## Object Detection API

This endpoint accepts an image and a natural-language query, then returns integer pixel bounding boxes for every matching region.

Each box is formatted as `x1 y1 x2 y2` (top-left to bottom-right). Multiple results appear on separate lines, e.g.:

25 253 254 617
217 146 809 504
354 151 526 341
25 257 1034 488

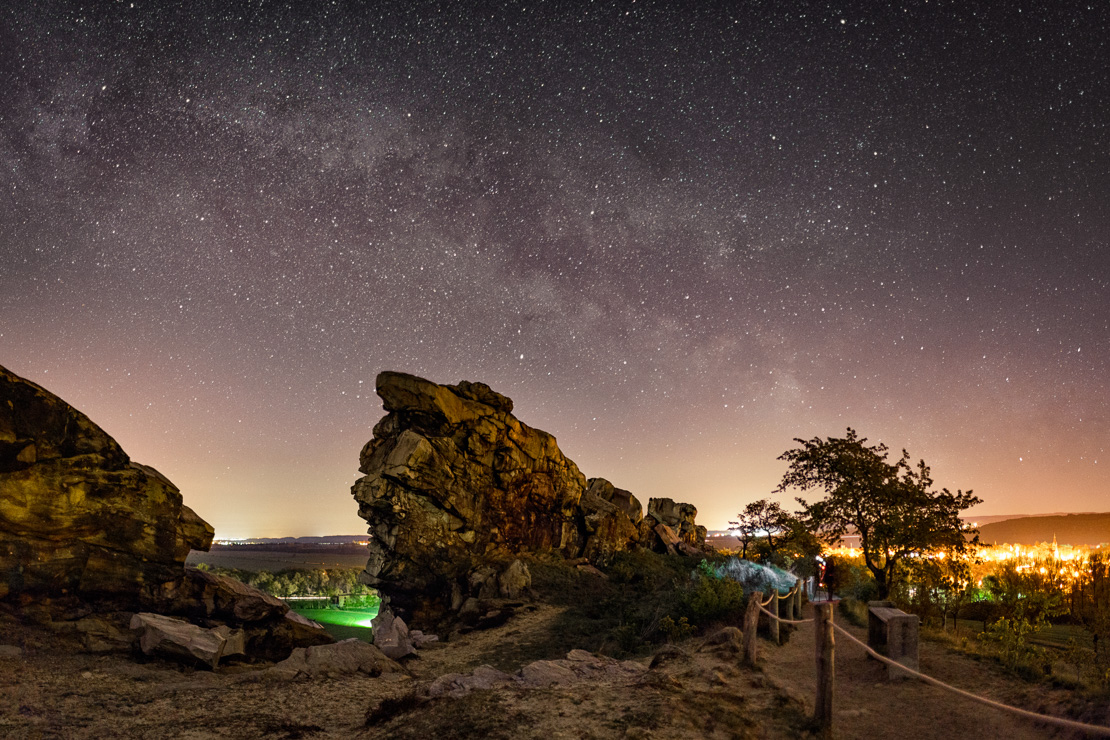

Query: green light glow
291 607 379 629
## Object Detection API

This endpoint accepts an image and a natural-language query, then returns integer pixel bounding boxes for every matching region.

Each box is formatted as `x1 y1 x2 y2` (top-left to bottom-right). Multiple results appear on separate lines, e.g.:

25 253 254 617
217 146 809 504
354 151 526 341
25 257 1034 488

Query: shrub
659 616 695 642
979 616 1048 677
680 573 746 626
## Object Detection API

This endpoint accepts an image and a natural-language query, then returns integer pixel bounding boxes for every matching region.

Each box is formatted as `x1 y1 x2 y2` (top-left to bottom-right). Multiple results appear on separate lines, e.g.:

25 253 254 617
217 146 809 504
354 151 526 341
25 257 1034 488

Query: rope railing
761 583 800 607
758 603 814 625
824 617 1110 736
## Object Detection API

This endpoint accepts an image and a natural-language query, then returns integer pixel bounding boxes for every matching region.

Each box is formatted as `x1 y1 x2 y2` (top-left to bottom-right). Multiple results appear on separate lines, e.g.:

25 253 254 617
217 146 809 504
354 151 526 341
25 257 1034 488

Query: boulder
0 364 213 602
73 614 138 653
586 478 643 525
498 559 531 599
578 490 640 563
130 612 243 669
270 638 404 679
351 373 587 614
647 498 705 547
654 523 681 556
427 664 515 698
518 659 578 687
151 569 287 623
147 568 334 661
371 606 416 660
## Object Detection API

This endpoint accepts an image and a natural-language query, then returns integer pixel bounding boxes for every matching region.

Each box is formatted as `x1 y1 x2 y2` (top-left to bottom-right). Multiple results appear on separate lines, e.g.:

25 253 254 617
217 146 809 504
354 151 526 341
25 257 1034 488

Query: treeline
195 564 375 600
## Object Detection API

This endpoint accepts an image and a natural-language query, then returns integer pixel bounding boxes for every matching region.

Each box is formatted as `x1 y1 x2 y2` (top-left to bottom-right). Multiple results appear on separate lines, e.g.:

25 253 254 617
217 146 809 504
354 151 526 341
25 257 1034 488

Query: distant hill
976 513 1110 547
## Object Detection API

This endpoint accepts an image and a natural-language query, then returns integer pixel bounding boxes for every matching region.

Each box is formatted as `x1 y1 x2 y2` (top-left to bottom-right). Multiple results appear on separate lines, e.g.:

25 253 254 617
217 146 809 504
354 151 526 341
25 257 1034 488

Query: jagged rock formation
0 364 333 662
0 364 214 602
351 371 706 620
644 497 707 549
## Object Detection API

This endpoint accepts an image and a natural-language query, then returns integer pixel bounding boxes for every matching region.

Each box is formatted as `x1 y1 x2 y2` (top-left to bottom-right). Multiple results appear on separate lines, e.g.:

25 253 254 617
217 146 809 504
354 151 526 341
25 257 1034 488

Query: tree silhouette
777 428 980 599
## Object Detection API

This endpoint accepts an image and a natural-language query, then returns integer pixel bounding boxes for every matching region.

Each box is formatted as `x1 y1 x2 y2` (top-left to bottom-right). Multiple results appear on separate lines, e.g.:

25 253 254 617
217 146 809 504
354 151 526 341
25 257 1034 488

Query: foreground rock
0 364 214 602
150 569 335 661
131 612 246 669
370 607 417 660
269 638 404 679
352 371 707 623
0 364 332 663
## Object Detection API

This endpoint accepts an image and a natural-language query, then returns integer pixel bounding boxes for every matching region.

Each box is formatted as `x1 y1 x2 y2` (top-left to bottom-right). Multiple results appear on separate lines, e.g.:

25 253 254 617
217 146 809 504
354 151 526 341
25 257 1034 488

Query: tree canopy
729 499 792 560
776 428 981 598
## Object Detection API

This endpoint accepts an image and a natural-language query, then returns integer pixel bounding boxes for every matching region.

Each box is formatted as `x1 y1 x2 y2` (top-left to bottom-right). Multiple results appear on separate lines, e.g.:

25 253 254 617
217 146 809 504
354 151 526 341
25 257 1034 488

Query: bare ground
2 602 1108 739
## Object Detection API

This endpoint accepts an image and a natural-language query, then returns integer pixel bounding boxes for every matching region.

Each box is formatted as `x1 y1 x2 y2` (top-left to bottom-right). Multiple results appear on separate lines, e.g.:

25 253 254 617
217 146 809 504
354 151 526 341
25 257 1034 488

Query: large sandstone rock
352 372 595 614
0 364 214 601
351 372 705 622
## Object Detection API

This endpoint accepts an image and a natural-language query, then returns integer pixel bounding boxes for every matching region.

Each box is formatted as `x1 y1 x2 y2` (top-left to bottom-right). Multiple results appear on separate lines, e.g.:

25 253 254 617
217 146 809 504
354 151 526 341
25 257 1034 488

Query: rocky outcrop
0 364 214 602
644 497 707 548
351 371 705 621
0 365 332 664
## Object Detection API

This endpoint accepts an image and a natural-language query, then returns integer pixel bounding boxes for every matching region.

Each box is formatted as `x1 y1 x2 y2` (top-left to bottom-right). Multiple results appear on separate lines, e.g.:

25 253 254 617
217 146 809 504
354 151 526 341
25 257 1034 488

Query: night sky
2 1 1107 538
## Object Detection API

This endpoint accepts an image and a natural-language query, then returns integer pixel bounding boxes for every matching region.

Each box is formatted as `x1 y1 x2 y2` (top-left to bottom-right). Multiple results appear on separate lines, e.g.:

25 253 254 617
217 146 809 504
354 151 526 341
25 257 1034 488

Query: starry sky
2 1 1108 539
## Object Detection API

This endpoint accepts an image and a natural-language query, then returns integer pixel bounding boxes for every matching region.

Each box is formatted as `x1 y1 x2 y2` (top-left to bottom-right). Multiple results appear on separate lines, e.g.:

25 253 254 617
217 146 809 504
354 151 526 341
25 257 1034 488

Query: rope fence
739 578 1110 734
758 603 813 625
830 622 1110 737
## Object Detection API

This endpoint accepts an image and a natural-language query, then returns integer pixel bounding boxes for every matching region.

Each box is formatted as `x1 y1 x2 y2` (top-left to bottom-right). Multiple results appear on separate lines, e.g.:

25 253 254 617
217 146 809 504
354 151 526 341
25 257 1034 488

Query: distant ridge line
975 512 1110 547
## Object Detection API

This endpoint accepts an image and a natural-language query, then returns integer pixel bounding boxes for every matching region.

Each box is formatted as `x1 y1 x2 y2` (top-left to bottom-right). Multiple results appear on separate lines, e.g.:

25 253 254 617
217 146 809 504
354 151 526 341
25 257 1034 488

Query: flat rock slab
269 638 405 679
130 612 243 669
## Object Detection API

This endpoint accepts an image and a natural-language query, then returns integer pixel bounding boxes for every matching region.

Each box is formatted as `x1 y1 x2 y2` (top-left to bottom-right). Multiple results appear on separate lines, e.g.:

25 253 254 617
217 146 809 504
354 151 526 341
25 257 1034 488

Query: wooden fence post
794 578 803 618
743 591 761 665
814 601 835 735
769 590 780 644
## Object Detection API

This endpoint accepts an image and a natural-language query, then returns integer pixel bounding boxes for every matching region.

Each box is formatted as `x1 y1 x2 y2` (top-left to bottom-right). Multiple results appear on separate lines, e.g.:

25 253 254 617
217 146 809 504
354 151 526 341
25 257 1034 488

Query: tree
776 428 981 599
901 547 977 632
730 499 791 559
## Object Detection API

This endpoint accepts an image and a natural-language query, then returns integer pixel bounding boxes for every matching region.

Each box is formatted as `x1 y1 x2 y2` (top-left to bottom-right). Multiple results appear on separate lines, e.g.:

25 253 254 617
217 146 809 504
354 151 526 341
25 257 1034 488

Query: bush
980 616 1048 678
680 573 746 626
659 616 695 642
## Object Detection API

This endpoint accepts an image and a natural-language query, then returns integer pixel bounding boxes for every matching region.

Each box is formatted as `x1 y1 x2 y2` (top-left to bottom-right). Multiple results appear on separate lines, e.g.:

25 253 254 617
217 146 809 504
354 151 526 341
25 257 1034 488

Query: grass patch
288 605 378 641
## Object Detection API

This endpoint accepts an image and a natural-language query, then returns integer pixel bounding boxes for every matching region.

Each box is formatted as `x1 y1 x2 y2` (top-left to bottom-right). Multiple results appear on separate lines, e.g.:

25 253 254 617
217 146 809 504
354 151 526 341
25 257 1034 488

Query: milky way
2 1 1107 537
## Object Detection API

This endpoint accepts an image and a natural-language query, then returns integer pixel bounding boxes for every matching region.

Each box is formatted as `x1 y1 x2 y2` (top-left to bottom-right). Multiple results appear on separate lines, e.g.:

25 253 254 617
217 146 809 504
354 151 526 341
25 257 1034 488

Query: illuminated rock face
352 371 654 616
0 364 214 602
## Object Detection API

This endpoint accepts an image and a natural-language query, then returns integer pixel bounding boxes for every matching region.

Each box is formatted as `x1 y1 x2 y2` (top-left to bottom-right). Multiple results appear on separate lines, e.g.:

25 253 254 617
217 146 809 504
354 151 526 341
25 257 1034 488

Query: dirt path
759 602 1098 740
